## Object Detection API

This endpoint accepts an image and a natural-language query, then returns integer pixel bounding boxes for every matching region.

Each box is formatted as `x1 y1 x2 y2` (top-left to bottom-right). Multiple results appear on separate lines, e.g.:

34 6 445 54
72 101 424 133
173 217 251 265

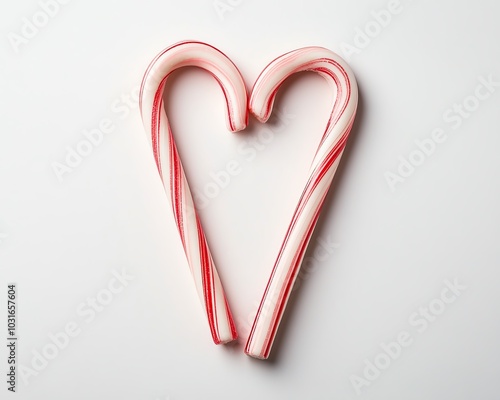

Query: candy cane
140 41 248 344
245 47 358 359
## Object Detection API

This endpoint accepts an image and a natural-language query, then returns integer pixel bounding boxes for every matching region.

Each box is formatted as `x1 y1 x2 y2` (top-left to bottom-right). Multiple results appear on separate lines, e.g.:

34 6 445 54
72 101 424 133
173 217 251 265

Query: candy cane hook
140 41 248 344
245 47 358 359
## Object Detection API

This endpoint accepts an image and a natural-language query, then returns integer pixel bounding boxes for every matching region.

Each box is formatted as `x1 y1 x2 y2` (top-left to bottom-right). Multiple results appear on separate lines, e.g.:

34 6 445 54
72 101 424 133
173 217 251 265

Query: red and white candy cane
140 41 248 344
245 47 358 359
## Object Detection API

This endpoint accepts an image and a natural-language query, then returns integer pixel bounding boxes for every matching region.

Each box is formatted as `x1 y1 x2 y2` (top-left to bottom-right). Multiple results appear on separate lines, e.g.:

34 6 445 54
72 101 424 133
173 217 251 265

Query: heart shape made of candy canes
139 41 358 359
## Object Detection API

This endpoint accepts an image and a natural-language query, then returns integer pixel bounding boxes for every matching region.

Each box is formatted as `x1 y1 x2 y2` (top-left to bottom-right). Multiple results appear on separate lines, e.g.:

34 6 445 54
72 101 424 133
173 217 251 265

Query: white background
1 0 500 399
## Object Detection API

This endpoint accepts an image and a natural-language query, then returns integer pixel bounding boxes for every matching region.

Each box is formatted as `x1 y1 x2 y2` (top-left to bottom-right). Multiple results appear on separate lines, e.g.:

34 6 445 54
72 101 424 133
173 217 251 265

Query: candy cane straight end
245 47 358 359
244 347 268 360
140 41 247 346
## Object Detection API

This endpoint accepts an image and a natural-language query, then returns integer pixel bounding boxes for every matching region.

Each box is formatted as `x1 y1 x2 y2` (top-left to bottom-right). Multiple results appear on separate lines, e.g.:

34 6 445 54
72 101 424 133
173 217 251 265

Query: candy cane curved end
140 40 248 133
250 47 358 124
140 41 248 345
245 47 358 359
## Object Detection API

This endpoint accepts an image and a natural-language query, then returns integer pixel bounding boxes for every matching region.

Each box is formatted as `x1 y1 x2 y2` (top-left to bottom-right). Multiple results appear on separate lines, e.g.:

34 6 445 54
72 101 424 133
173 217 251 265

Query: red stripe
196 217 219 343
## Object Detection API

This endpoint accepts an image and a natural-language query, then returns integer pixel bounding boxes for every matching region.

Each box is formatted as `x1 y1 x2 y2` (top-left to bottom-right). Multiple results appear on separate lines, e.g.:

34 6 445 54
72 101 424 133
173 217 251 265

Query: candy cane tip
217 336 238 345
212 330 237 345
229 118 247 133
227 94 249 132
251 112 269 124
247 102 270 123
244 350 267 360
249 88 274 124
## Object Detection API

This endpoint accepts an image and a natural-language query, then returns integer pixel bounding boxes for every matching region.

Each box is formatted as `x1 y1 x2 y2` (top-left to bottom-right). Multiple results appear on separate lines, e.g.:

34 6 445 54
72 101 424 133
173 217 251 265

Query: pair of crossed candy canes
140 41 358 359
